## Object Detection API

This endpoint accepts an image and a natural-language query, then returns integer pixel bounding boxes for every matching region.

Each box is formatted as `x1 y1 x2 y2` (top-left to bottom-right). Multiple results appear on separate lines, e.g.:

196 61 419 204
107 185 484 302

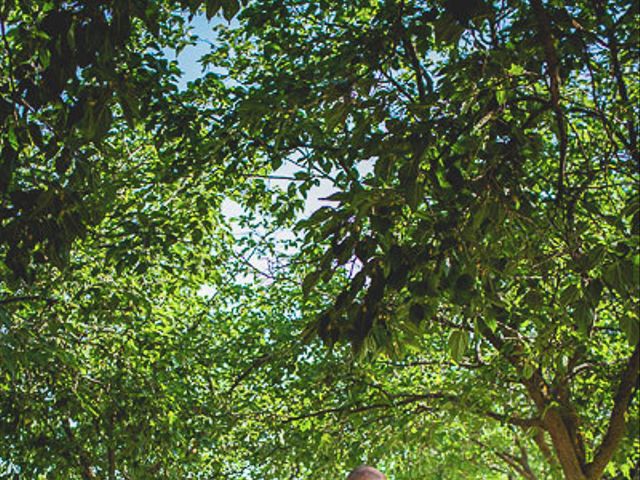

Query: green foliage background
0 0 638 479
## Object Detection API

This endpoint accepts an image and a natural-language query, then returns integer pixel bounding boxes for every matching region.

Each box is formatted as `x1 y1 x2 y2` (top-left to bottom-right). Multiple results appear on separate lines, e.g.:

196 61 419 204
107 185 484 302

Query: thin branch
472 438 537 480
226 352 273 395
0 295 55 306
281 393 453 423
401 30 426 102
533 428 555 466
530 0 568 203
592 0 638 165
63 419 96 480
379 359 485 369
484 410 544 429
476 318 588 480
379 68 415 103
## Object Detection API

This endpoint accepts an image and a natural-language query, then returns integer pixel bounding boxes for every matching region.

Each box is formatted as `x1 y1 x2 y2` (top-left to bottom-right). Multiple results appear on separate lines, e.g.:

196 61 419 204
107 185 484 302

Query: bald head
347 465 386 480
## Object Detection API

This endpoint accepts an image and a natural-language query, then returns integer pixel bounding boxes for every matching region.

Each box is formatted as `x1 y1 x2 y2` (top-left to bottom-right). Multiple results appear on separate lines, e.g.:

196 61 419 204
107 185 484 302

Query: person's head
347 465 386 480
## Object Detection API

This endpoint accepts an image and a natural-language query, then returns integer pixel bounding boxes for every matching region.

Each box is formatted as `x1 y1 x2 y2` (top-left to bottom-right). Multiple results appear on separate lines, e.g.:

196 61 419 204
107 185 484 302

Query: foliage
196 0 639 478
0 0 638 479
0 0 241 280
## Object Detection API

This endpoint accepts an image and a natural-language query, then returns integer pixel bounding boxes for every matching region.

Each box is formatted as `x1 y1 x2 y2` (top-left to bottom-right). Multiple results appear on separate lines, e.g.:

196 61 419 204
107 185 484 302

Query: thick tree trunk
479 320 639 480
543 343 639 480
542 409 587 480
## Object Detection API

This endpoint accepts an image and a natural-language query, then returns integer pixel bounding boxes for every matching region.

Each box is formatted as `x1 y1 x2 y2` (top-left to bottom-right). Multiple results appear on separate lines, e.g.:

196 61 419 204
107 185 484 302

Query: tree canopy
0 0 638 479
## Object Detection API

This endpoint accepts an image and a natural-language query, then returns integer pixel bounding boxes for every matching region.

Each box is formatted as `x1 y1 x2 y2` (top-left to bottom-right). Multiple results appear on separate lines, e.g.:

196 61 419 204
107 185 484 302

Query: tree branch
586 343 640 480
0 295 55 306
63 419 95 480
281 393 453 423
530 0 568 203
592 0 638 165
473 438 538 480
533 427 555 466
477 318 588 479
227 352 273 395
0 12 19 122
484 410 543 429
401 30 426 103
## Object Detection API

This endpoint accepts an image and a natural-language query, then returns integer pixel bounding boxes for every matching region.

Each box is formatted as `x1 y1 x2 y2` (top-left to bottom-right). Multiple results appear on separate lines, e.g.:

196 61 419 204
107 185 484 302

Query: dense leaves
0 0 638 479
197 0 639 478
0 0 241 280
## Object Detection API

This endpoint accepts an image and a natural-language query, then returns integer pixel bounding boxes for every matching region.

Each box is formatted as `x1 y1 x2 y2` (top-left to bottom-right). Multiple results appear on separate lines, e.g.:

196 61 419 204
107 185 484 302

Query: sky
164 14 341 292
164 14 340 218
164 14 227 88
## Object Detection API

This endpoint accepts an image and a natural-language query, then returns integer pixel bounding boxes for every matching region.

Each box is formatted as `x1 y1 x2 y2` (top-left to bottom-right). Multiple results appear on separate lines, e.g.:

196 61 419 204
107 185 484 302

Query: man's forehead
347 465 387 480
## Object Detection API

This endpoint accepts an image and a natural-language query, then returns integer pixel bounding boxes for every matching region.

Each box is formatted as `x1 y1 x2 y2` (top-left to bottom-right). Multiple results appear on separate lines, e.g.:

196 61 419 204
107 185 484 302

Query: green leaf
603 262 631 298
7 125 19 150
507 64 525 75
192 228 203 243
374 156 392 182
387 262 410 290
620 316 639 347
559 284 580 306
455 274 474 292
325 103 348 131
405 178 423 211
523 289 544 309
448 329 468 362
619 258 639 295
221 0 240 21
205 0 221 19
574 301 595 336
585 279 603 307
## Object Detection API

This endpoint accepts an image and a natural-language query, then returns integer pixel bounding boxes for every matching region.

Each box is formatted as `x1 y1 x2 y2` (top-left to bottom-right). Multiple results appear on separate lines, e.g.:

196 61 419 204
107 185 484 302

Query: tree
196 0 639 478
0 0 638 479
0 0 240 280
